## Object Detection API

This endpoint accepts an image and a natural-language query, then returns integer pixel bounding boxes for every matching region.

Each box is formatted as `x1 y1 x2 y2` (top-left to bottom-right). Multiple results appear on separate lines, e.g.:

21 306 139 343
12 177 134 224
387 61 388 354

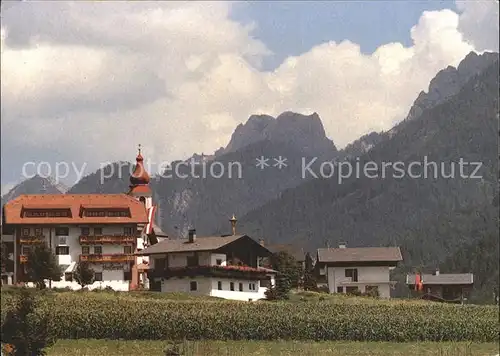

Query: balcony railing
149 265 272 280
20 255 28 264
79 235 136 244
79 254 135 263
19 237 46 244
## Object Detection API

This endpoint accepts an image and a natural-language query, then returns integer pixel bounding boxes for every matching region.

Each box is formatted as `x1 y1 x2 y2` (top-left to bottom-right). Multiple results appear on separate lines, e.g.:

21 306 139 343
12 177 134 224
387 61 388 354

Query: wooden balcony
20 255 28 264
149 265 271 281
79 254 135 263
19 236 46 244
79 235 136 245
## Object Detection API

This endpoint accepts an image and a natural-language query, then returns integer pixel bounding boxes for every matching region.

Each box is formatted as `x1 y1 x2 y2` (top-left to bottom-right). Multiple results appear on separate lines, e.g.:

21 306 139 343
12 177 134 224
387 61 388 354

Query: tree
1 288 57 355
302 252 317 291
73 261 95 289
270 251 301 289
25 245 62 289
265 272 291 301
1 242 8 273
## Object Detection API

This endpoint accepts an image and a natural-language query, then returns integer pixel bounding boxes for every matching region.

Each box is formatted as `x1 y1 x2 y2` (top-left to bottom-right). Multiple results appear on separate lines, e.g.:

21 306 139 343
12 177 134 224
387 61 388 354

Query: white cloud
0 1 498 186
456 0 499 52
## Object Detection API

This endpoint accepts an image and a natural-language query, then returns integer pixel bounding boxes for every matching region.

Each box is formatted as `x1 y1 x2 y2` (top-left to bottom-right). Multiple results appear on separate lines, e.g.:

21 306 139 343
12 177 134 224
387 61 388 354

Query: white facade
16 224 138 291
159 277 271 301
322 265 394 299
150 251 275 301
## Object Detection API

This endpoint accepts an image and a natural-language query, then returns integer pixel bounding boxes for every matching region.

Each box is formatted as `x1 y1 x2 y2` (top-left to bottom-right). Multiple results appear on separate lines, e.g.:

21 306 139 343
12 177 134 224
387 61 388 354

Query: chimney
188 229 196 243
339 241 346 249
229 214 237 236
434 269 440 276
259 239 265 246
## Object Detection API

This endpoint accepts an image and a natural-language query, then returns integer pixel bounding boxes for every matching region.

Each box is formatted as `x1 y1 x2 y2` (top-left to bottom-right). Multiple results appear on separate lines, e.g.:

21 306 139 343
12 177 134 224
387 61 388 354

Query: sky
1 0 499 193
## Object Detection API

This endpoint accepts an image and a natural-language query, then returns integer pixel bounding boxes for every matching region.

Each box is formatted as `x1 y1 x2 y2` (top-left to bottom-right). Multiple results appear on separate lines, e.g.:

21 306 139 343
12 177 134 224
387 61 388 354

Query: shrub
1 288 57 355
317 285 330 294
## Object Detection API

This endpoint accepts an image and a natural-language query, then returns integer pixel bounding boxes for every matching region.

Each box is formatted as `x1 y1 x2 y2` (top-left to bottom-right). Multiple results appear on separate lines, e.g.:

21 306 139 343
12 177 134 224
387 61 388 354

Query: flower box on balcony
19 237 45 244
79 254 135 263
79 235 135 244
20 255 28 264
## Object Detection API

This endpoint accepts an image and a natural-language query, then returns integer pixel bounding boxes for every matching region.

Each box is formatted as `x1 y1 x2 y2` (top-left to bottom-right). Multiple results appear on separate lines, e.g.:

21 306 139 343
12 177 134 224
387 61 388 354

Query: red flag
414 273 420 291
145 206 156 235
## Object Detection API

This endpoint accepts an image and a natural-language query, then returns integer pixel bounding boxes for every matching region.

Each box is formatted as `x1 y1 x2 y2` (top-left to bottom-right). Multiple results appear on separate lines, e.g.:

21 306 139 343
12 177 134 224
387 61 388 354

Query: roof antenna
41 179 47 193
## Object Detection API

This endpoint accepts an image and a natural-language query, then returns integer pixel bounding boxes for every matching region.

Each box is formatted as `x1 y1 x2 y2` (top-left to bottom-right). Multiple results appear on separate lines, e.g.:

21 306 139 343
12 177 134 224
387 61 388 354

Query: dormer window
139 197 146 205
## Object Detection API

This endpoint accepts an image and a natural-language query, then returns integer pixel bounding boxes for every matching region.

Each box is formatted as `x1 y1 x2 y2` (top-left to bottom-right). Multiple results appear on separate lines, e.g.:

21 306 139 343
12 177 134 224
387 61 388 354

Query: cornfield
1 291 498 342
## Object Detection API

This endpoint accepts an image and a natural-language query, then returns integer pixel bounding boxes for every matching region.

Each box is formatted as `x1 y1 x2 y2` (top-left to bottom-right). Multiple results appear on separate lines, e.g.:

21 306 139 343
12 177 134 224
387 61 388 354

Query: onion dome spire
130 144 150 186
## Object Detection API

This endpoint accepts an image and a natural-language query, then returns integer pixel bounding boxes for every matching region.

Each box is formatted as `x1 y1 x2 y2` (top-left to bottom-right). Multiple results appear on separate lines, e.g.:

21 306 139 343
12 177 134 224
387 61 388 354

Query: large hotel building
1 148 166 290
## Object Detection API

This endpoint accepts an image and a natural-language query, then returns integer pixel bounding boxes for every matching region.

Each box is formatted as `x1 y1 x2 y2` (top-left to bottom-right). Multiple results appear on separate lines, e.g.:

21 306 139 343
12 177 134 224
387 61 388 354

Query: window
217 281 222 290
34 227 42 236
337 286 344 293
190 281 197 291
93 227 103 236
94 246 103 254
56 246 69 255
64 273 73 282
216 259 222 266
94 272 103 282
123 246 132 254
81 227 90 236
345 268 358 282
22 228 30 237
55 227 69 236
81 246 90 255
124 271 132 281
124 227 134 236
187 254 199 267
249 283 256 291
239 283 243 291
230 282 234 291
139 197 146 205
155 258 166 270
21 246 30 255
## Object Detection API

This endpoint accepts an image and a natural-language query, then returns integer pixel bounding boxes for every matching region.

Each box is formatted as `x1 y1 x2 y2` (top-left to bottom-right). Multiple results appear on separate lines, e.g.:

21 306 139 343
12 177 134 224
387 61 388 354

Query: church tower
128 144 152 210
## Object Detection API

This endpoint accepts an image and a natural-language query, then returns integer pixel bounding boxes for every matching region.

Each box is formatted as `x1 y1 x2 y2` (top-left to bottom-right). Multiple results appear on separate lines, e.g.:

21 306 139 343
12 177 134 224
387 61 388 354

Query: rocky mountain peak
1 175 66 207
218 111 336 157
406 51 499 121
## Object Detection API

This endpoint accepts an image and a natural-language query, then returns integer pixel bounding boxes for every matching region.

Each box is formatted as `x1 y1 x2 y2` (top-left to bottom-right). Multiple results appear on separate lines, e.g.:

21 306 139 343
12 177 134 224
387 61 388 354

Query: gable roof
137 234 271 255
406 273 474 285
317 247 402 263
3 194 149 225
266 244 306 262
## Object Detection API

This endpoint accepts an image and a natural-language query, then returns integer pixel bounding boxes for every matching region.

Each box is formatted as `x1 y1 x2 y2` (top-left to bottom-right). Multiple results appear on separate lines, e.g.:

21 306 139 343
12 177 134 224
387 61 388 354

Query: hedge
1 291 498 342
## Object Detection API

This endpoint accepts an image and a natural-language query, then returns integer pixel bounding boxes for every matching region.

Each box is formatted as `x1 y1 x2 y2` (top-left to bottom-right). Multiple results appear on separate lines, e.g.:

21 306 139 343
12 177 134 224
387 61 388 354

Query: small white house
316 243 402 299
137 230 277 301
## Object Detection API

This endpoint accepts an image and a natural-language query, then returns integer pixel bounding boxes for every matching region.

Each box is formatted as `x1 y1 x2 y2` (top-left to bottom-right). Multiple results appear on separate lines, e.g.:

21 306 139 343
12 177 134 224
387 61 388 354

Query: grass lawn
46 340 500 356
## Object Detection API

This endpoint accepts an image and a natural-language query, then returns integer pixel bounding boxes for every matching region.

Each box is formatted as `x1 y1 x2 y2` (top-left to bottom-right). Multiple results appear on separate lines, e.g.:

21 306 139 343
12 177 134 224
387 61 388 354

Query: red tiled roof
3 194 149 225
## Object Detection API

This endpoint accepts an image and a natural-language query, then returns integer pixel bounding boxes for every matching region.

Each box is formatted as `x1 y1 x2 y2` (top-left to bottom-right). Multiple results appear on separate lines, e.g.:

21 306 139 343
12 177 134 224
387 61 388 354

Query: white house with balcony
136 229 277 301
315 243 403 299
